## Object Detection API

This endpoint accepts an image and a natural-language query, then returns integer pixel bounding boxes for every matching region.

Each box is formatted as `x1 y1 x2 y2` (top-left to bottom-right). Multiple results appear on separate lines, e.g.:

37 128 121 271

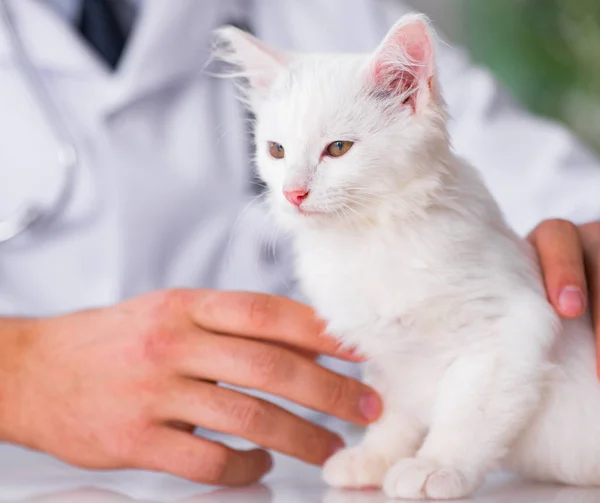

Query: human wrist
0 317 42 444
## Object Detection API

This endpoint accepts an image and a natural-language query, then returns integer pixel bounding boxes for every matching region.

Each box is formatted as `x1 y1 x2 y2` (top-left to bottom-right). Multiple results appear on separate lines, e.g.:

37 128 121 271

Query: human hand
528 219 600 370
0 290 381 486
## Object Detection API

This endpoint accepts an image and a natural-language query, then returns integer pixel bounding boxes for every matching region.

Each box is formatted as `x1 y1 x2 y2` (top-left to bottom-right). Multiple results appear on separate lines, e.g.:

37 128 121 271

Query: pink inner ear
396 23 432 74
371 21 433 98
372 64 418 98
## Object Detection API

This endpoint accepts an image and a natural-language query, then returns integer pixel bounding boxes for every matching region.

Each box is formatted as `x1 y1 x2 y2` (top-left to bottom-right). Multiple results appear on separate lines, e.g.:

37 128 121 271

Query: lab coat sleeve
377 0 600 236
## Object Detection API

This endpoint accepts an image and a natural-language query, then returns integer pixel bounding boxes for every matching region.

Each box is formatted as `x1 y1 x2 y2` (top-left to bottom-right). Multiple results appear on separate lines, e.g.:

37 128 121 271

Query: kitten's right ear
367 13 436 111
212 26 288 103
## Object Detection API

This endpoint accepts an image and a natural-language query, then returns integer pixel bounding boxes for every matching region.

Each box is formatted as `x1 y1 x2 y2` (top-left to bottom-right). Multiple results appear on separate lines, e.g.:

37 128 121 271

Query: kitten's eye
326 141 354 158
268 142 285 159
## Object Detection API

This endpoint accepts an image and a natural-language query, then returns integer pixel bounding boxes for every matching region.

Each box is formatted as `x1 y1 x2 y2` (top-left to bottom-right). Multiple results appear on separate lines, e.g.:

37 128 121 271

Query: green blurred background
408 0 600 154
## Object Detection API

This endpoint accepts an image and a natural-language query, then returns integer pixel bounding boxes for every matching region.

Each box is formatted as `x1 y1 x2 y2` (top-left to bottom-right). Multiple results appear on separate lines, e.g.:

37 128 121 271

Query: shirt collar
0 0 235 113
40 0 81 25
41 0 143 26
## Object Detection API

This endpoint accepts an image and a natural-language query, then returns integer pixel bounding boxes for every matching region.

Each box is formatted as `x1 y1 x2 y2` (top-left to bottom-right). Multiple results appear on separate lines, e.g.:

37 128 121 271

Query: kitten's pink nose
284 189 310 207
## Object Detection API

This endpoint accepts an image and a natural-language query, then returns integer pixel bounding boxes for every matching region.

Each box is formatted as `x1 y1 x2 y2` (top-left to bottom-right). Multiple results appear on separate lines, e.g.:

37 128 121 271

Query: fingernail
341 347 366 361
328 438 345 458
558 286 584 315
359 392 382 422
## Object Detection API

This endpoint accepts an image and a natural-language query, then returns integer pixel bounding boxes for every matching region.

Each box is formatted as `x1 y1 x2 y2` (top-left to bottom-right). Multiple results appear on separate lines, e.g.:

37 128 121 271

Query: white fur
213 13 600 500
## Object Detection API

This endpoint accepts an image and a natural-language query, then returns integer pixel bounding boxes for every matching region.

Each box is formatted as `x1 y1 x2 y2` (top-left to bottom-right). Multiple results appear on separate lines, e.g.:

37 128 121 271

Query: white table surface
1 428 600 503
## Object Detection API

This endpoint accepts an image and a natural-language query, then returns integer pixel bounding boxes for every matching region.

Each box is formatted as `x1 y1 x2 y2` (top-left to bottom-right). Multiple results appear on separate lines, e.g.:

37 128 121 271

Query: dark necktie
77 0 129 70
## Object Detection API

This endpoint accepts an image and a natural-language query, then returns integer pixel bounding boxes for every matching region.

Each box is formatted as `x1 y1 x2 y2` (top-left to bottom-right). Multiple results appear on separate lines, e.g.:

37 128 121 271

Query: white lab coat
0 0 599 320
0 1 599 495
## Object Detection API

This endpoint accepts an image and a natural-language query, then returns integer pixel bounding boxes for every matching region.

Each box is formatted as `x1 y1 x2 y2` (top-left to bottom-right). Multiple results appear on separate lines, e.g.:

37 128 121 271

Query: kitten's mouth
298 207 328 217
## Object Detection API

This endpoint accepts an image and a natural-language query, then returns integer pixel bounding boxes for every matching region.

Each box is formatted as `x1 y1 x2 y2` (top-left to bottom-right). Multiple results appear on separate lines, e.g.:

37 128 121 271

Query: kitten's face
254 56 426 229
215 14 444 229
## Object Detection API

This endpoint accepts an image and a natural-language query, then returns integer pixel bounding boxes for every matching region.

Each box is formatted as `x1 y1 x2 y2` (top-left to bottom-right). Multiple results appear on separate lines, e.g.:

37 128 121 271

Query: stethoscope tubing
0 2 261 244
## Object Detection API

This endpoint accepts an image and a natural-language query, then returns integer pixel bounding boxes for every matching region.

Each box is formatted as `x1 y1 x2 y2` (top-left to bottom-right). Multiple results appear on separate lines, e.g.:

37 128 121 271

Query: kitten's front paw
383 458 480 500
323 446 391 489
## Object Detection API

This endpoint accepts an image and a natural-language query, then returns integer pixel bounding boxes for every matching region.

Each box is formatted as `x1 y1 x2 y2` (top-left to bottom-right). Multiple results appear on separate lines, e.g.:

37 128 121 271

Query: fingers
186 290 362 361
136 427 272 486
579 223 600 378
177 332 381 425
162 379 344 465
529 219 587 318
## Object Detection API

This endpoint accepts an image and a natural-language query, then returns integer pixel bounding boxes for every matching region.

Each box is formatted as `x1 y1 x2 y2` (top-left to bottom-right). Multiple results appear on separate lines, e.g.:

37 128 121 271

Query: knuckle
299 426 329 462
141 325 180 364
195 448 230 483
246 294 275 331
156 288 191 315
139 293 193 365
230 400 269 433
326 376 352 410
194 290 224 322
109 420 150 464
249 347 291 385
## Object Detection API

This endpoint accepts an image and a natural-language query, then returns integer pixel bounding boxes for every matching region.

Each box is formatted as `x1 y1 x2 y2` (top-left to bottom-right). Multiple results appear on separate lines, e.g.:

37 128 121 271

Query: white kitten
214 14 600 500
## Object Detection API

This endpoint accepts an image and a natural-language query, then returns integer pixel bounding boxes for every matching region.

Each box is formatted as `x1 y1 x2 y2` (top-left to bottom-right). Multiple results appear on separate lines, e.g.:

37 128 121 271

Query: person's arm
0 290 381 485
0 318 40 443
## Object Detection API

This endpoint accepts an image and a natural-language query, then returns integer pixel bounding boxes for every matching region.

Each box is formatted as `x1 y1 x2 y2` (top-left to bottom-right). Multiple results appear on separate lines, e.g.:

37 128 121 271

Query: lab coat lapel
103 0 225 113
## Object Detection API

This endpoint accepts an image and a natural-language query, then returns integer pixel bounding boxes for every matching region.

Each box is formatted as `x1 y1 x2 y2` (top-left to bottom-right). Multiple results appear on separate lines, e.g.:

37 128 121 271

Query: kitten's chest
295 231 435 346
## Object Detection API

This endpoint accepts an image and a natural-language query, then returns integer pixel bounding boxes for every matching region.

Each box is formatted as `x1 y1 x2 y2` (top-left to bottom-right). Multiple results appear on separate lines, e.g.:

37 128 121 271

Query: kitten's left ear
212 26 288 104
367 13 436 111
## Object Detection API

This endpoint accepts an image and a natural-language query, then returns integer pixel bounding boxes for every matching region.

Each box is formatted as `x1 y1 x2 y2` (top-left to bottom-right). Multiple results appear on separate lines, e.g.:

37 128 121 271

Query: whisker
223 192 269 265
